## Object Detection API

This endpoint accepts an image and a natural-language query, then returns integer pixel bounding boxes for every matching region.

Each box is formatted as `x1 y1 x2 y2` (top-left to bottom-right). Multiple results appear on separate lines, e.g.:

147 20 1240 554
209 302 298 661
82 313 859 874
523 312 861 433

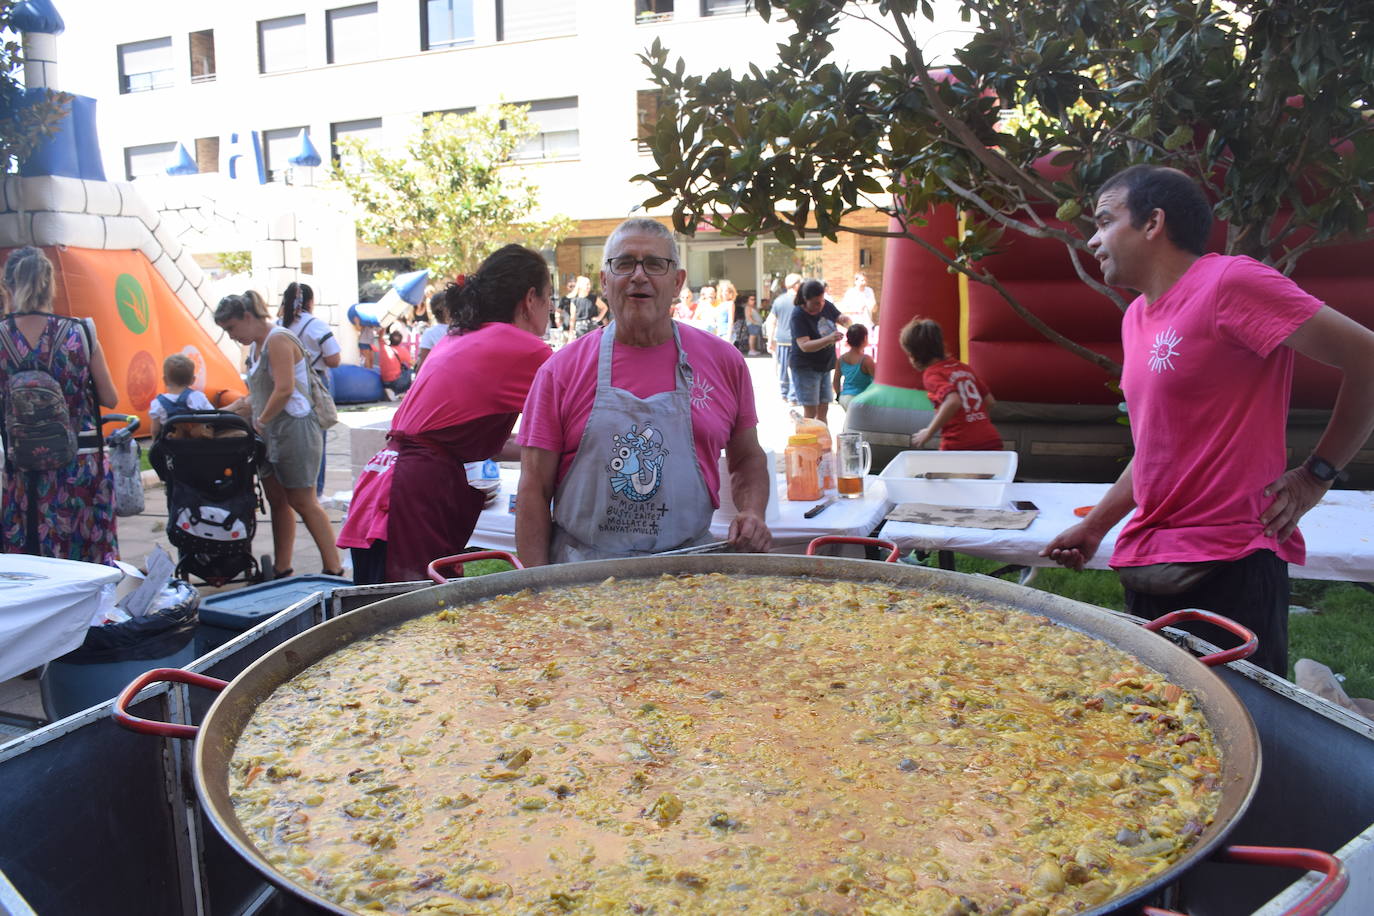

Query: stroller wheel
259 554 274 582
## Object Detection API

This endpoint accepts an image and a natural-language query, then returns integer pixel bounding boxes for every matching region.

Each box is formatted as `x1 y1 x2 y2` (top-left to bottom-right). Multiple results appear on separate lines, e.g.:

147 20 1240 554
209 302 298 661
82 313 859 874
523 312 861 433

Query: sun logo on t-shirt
690 379 715 409
1149 326 1183 373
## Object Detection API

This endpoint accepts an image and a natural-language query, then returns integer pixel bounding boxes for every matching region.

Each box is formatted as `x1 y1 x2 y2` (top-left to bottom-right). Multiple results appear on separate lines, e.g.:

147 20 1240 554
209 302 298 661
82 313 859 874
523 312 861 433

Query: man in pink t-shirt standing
1043 165 1374 674
516 218 773 565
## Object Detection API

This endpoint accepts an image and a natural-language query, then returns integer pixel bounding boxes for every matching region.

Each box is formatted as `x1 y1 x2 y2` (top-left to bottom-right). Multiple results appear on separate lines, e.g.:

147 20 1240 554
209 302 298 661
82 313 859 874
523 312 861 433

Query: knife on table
804 498 837 519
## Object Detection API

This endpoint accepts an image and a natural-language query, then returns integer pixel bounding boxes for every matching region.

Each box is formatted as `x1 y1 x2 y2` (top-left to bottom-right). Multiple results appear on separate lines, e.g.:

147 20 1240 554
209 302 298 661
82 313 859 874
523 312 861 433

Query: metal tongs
651 539 733 557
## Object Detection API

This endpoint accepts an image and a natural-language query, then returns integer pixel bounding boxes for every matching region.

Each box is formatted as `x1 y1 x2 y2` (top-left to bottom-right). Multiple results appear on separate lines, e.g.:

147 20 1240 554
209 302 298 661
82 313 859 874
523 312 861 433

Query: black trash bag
58 580 200 665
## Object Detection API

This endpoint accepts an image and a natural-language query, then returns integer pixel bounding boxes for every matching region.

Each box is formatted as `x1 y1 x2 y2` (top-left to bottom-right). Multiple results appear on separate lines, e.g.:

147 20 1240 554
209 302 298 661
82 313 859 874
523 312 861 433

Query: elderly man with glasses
516 218 773 565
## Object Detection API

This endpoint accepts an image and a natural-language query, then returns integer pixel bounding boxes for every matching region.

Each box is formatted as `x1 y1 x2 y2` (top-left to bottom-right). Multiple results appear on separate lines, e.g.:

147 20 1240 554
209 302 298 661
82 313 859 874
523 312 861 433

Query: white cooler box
878 450 1018 506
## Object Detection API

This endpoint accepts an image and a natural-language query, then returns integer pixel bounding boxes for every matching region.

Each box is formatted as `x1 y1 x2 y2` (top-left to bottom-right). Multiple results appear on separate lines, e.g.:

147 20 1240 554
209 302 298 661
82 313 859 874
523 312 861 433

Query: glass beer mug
835 432 872 498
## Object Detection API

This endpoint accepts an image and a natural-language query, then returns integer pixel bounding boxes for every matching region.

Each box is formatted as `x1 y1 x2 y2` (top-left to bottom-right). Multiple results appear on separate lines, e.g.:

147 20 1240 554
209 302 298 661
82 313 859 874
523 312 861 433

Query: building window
636 0 673 23
637 89 670 152
195 136 220 172
422 0 475 50
117 37 174 93
262 126 308 182
498 0 576 42
258 14 308 74
188 30 216 83
124 142 177 180
327 3 379 64
331 117 384 169
701 0 748 15
423 106 476 119
511 97 579 160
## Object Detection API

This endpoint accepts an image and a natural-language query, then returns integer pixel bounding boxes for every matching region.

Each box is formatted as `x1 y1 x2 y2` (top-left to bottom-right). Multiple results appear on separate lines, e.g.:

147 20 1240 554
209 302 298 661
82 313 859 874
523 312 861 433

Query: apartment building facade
52 0 965 304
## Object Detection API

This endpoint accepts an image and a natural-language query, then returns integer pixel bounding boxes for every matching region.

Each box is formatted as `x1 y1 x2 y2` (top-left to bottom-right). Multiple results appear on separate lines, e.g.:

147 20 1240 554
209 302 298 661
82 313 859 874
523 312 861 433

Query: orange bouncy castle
0 246 247 429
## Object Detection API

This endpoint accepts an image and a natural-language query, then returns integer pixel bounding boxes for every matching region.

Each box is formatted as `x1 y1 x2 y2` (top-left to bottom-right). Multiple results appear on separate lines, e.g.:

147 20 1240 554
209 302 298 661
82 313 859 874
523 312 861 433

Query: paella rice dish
230 573 1224 915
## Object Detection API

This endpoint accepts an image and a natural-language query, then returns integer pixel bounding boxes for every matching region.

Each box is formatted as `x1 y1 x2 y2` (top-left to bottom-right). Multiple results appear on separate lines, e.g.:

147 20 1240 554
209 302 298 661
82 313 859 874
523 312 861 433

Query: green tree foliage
331 106 574 280
637 0 1374 374
1 1 72 174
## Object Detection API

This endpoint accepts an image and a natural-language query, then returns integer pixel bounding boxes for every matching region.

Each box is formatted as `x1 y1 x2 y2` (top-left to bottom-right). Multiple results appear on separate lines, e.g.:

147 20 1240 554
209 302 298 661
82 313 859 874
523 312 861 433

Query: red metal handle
1142 845 1347 916
805 536 900 563
112 668 228 740
1141 609 1258 667
427 550 524 584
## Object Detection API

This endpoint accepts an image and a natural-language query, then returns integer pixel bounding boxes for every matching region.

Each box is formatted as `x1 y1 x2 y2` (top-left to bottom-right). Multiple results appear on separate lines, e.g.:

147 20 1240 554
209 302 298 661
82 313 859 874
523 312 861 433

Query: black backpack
0 316 91 472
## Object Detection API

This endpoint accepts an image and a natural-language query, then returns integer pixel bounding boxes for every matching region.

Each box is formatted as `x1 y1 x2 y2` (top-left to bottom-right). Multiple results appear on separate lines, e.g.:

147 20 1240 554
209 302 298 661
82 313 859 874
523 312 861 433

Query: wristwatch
1303 454 1341 483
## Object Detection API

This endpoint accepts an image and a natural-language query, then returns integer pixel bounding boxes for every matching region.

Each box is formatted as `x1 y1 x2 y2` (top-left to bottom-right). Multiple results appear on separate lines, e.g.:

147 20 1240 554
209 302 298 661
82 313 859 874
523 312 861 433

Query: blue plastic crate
197 574 351 652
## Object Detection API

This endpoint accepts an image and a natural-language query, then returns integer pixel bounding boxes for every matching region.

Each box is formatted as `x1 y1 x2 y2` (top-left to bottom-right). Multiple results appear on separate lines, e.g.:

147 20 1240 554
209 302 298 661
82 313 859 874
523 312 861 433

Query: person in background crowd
279 281 341 496
516 218 772 565
900 317 1001 451
338 246 554 584
764 272 802 404
351 309 377 368
743 293 765 356
378 330 414 399
841 271 878 327
674 284 696 322
1041 164 1374 675
695 285 717 333
415 295 449 374
217 292 342 579
718 278 740 343
571 276 607 337
149 353 215 440
789 278 851 425
834 324 876 409
1 246 120 564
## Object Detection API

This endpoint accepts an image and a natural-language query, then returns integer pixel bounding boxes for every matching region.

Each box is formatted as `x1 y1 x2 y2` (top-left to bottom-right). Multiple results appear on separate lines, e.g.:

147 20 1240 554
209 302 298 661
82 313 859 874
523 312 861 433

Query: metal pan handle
112 668 228 740
1140 609 1258 667
1142 846 1347 916
805 536 900 563
427 550 524 584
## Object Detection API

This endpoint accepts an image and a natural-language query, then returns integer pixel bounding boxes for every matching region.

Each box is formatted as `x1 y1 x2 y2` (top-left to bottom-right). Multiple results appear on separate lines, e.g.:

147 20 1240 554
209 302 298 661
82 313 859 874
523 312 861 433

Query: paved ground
0 350 831 726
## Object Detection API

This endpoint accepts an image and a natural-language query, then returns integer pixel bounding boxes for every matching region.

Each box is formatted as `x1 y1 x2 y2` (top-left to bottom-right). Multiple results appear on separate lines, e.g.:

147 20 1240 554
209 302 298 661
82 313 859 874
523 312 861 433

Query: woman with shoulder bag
0 247 120 563
278 282 340 496
216 292 342 578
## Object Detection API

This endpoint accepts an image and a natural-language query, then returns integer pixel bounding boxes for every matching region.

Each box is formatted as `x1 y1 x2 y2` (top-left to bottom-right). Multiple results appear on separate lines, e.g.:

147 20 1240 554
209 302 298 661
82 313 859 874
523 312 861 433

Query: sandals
322 568 347 578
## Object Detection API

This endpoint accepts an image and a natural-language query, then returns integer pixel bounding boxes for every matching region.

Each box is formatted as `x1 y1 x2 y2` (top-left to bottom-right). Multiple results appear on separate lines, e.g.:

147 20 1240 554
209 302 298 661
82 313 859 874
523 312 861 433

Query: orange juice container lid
788 434 819 446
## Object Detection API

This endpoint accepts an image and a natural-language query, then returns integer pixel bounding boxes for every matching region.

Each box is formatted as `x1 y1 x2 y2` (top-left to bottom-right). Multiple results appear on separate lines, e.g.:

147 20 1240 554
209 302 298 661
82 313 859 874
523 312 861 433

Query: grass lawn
912 553 1374 698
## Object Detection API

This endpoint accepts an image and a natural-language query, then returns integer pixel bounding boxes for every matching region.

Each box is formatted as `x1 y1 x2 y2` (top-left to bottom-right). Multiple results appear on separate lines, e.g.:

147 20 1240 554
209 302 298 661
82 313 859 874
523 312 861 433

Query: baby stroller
149 411 268 587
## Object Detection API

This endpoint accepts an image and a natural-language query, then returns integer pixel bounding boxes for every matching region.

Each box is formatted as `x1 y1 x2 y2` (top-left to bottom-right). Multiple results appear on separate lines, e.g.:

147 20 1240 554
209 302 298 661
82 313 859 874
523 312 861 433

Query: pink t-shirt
338 323 551 548
1113 254 1321 568
517 323 758 505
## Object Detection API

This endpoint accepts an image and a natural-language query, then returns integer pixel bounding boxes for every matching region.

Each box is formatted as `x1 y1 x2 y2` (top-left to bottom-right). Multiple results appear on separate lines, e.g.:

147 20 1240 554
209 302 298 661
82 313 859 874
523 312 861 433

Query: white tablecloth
0 555 123 682
470 468 894 556
881 483 1374 583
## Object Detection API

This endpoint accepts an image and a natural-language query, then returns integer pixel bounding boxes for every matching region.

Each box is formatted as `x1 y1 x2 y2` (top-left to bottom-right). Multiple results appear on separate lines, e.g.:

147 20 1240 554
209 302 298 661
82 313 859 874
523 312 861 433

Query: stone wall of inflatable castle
845 157 1374 486
1 0 359 432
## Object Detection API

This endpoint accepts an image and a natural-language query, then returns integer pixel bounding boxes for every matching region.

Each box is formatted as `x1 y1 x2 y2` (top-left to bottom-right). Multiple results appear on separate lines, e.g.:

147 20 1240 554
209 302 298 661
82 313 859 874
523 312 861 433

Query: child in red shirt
898 318 1002 450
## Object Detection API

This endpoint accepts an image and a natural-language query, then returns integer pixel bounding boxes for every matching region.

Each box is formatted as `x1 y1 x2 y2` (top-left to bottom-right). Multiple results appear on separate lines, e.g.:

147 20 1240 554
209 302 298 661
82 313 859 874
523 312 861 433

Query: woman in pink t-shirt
337 246 553 583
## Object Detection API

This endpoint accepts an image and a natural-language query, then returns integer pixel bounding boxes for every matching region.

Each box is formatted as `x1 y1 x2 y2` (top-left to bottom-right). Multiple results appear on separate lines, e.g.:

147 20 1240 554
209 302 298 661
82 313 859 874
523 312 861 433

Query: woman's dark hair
215 291 270 326
797 278 826 304
899 317 946 367
278 282 314 327
444 244 550 332
846 324 868 348
1098 165 1212 256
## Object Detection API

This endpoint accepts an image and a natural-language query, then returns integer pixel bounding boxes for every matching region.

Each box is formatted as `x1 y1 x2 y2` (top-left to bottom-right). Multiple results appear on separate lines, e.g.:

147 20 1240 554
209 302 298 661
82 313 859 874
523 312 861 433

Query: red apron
383 412 516 582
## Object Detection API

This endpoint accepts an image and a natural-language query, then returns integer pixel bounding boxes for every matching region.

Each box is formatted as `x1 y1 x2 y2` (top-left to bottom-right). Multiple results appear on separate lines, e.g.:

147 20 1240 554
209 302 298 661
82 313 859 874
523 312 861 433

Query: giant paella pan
116 542 1346 915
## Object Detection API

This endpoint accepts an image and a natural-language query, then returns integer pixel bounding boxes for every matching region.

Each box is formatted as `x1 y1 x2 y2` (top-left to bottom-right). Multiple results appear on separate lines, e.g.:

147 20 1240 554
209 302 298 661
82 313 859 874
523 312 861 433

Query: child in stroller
149 411 268 586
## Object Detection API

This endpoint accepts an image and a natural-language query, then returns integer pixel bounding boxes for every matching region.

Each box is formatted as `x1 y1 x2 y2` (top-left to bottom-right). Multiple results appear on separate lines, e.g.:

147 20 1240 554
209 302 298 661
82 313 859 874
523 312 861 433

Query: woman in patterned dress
0 247 120 564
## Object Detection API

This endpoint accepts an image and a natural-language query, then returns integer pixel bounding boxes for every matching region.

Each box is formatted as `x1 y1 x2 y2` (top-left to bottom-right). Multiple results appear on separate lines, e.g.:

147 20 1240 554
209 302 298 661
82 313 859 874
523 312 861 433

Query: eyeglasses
605 255 677 276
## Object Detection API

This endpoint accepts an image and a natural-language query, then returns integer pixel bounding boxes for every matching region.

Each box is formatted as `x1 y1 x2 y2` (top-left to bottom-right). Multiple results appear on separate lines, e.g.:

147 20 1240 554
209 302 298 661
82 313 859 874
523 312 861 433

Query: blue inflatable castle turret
13 0 104 181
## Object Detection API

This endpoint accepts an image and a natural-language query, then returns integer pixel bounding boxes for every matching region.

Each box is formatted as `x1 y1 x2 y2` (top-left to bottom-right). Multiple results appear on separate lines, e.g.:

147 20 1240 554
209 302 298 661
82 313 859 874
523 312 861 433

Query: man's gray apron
549 322 714 563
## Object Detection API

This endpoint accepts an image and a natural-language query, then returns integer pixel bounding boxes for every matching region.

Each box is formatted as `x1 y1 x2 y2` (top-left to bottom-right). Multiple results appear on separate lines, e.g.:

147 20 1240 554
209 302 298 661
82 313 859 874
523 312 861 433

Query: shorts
261 411 322 489
790 366 833 406
358 343 374 352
